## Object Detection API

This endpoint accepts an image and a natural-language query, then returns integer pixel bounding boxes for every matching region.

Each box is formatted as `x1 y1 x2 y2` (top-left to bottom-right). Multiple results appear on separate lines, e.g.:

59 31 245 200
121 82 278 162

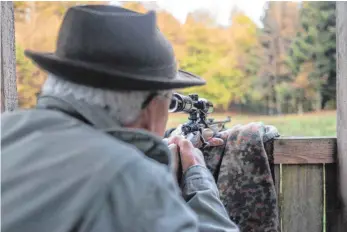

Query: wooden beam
1 1 18 112
336 1 347 226
273 137 336 164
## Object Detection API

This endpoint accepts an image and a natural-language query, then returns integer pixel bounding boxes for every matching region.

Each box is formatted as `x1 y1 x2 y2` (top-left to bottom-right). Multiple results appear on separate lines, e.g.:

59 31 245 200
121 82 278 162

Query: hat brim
24 50 206 91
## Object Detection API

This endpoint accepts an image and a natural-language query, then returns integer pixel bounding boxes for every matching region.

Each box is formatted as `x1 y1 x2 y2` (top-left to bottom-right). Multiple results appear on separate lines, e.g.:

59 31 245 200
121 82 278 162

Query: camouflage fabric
202 122 280 232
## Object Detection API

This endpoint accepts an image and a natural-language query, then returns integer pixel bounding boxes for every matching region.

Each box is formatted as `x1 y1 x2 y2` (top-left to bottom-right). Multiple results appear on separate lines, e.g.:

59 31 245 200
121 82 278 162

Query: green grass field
167 110 337 137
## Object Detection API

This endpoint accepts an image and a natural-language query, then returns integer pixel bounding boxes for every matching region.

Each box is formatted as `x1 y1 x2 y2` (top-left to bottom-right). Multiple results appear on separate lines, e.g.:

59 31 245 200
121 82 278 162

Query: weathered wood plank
1 1 18 112
273 137 336 164
281 164 323 232
325 164 341 232
336 1 347 228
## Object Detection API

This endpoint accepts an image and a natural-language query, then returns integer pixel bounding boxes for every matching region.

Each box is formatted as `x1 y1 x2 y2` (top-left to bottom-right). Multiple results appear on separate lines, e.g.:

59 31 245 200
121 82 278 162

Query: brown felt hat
25 5 206 90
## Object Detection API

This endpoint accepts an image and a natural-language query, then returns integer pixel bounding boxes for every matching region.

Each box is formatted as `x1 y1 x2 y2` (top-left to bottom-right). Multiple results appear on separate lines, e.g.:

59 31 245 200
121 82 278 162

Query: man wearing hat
1 5 239 232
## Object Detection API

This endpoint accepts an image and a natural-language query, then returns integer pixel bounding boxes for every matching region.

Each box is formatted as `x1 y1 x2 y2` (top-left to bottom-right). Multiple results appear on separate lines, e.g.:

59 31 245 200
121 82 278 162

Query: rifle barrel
208 118 231 125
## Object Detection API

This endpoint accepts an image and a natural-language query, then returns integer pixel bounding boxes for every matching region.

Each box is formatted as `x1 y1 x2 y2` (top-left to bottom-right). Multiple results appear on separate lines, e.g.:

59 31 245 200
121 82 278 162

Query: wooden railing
268 137 342 232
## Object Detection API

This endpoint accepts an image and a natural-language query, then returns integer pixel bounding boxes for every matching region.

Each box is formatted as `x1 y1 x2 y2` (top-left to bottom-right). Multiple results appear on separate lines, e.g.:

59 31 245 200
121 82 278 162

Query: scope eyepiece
169 92 214 114
168 93 193 113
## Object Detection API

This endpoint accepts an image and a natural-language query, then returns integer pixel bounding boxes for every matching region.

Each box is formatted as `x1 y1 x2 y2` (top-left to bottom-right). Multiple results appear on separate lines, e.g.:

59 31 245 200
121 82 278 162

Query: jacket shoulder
1 109 148 180
1 109 159 232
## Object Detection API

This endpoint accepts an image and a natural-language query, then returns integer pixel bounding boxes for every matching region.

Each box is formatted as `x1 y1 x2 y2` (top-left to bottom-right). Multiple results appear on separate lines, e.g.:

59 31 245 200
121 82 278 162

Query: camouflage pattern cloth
203 122 280 232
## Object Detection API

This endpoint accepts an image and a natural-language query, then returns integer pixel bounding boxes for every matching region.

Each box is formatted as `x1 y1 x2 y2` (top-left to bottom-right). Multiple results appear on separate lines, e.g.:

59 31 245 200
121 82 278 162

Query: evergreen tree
287 1 336 110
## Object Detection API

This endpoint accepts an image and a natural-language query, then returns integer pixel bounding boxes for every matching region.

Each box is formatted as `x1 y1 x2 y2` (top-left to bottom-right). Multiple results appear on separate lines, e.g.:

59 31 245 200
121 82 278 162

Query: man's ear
147 96 162 115
138 96 159 129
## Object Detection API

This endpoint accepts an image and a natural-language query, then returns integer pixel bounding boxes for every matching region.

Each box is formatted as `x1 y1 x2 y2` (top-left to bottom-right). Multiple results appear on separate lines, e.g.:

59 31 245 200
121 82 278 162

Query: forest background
13 1 337 136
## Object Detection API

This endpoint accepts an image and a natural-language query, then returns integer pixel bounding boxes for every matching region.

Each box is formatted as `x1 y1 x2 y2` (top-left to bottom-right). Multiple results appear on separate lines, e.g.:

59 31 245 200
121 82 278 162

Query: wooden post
1 1 18 112
336 1 347 228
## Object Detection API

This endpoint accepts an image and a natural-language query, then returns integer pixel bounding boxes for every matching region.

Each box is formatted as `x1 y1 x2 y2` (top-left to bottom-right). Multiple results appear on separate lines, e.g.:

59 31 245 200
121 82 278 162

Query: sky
111 0 267 27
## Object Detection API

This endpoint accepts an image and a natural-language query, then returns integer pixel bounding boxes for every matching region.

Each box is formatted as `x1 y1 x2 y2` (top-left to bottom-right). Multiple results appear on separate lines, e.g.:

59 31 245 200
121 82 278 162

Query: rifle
164 92 231 184
165 92 231 149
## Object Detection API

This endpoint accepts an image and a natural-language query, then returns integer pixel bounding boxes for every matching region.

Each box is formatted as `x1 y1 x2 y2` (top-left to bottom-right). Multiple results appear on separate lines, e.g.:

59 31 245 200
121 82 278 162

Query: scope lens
169 98 178 113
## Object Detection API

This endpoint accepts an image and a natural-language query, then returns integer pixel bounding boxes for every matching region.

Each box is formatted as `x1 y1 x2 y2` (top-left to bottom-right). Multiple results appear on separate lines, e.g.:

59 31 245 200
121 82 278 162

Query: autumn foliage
14 1 336 114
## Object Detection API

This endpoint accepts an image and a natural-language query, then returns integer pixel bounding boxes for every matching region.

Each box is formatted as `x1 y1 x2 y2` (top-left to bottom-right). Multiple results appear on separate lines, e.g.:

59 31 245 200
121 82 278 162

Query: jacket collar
37 94 119 130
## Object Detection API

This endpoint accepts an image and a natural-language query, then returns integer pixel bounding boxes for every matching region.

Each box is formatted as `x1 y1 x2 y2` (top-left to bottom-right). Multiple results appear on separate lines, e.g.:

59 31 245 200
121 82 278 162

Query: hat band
53 52 179 80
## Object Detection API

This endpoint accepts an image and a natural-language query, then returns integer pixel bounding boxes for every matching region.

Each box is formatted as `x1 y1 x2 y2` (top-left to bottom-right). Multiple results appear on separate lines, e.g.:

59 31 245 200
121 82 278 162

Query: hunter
1 5 239 232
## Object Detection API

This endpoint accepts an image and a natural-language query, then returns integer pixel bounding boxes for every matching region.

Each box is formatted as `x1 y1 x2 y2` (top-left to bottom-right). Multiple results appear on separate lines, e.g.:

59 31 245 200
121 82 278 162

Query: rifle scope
169 93 214 114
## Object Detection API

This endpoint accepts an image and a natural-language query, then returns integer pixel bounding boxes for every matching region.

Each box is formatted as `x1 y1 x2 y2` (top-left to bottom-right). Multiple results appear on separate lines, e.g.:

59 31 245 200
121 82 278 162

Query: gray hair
41 74 168 125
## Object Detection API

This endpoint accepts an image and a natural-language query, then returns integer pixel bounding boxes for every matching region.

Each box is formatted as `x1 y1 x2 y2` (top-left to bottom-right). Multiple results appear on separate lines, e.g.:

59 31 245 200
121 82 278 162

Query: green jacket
1 95 239 232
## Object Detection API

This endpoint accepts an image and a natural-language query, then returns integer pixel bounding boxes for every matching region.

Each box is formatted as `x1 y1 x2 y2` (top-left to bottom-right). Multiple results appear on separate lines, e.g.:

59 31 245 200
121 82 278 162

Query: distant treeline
14 1 336 115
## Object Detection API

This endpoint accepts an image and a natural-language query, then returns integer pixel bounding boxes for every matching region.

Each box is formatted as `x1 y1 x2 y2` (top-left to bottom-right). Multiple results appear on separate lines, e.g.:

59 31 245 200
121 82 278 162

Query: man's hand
167 125 224 148
163 125 235 180
168 135 206 173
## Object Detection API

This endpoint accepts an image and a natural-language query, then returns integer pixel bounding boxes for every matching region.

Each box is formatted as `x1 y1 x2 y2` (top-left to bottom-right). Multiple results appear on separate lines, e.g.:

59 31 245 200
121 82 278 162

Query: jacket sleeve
105 156 239 232
182 165 238 231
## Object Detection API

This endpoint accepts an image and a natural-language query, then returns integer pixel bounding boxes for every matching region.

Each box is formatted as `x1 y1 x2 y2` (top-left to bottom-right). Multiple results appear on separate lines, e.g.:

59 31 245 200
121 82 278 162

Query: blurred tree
287 1 336 111
259 1 300 114
178 10 261 110
15 44 46 108
179 12 227 107
14 1 332 114
226 10 261 105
